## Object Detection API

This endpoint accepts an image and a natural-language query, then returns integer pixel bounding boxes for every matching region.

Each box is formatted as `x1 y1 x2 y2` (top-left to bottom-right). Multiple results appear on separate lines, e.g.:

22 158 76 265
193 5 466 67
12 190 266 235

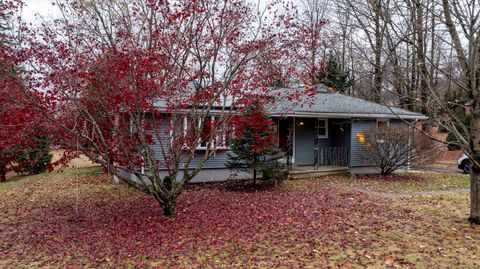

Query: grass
0 168 479 268
319 172 470 193
384 193 479 267
0 166 103 193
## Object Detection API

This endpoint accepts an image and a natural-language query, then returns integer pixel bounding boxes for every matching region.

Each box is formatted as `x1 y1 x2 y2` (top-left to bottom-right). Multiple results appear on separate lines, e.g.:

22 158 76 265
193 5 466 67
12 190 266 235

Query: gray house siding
294 118 316 165
350 119 377 167
349 119 413 168
189 150 230 169
148 115 172 166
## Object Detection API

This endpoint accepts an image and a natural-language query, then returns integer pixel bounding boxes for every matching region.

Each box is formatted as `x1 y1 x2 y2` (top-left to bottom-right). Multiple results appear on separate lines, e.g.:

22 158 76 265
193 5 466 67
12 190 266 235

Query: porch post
276 117 280 146
292 117 296 164
407 125 412 171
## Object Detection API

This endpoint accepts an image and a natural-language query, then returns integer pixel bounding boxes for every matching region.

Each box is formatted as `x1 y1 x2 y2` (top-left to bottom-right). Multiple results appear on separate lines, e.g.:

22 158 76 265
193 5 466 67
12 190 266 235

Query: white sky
21 0 277 23
22 0 61 24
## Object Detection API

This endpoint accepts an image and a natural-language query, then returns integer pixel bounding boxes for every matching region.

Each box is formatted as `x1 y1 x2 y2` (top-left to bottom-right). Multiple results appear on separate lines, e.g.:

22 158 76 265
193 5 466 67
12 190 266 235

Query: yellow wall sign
356 133 365 143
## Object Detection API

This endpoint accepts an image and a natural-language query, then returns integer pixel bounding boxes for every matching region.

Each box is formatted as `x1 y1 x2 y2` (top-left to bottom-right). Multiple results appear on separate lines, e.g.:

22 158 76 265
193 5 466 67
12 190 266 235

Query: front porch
274 116 352 169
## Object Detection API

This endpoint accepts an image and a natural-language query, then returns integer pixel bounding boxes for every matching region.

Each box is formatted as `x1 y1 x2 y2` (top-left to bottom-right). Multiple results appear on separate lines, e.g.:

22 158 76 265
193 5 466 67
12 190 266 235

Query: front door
295 118 316 165
278 118 293 157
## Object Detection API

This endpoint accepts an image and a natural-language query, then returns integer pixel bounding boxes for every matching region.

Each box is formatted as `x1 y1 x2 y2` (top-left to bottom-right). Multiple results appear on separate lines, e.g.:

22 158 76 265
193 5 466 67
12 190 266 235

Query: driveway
411 166 463 174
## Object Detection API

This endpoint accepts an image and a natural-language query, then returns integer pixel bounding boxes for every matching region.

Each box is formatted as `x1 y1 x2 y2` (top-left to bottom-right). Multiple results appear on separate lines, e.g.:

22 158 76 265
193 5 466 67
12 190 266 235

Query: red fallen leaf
1 173 419 268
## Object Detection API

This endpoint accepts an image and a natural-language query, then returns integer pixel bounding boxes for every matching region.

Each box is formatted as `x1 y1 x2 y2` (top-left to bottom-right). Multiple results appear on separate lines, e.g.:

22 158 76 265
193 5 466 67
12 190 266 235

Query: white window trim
215 123 232 150
194 116 211 150
179 115 231 151
183 116 188 136
317 118 328 139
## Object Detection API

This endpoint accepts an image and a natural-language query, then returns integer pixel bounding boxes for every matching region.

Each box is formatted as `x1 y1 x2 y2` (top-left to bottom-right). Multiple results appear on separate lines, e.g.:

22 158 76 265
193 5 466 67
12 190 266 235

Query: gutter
269 112 428 120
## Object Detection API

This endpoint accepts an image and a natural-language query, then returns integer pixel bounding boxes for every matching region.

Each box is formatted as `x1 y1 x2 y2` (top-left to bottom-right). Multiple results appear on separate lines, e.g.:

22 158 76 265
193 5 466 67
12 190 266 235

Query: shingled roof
268 86 427 120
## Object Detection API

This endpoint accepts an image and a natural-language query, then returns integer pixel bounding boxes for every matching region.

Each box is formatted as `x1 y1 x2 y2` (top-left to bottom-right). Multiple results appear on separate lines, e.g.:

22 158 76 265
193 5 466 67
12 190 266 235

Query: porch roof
268 86 428 120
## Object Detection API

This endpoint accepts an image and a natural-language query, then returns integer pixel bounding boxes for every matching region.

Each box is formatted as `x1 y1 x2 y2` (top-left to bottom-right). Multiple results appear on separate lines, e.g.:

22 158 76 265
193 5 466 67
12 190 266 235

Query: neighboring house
124 85 427 183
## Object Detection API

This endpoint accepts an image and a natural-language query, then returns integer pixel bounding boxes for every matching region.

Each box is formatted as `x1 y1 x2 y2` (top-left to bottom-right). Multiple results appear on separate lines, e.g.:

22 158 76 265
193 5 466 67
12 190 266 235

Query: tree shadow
357 174 426 182
187 178 282 193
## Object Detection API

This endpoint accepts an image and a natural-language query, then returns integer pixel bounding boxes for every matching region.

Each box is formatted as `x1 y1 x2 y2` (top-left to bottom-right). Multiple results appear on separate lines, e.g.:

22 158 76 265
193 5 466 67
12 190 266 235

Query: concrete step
288 167 350 180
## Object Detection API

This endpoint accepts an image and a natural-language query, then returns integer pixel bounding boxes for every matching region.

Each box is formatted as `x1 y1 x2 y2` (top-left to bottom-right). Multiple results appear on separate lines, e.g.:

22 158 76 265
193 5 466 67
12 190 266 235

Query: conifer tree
313 54 353 93
226 102 284 185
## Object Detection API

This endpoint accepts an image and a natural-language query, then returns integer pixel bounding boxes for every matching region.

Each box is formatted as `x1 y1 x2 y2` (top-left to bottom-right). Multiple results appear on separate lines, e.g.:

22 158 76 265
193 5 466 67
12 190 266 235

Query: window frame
179 115 231 151
317 118 328 138
376 119 390 129
215 118 233 150
194 116 212 150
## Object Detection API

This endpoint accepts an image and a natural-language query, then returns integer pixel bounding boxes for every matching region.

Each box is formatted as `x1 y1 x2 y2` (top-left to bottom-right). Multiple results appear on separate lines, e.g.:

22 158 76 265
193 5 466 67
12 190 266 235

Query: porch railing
314 147 349 168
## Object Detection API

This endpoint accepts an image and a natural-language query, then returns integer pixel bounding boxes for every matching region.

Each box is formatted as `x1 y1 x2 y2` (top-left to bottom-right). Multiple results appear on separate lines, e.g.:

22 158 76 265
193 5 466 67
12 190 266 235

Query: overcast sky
22 0 61 24
21 0 277 23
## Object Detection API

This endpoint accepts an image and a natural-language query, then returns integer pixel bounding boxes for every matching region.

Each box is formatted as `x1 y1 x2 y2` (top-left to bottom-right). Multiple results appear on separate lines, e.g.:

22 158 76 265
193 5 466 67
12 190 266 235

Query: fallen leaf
384 258 395 266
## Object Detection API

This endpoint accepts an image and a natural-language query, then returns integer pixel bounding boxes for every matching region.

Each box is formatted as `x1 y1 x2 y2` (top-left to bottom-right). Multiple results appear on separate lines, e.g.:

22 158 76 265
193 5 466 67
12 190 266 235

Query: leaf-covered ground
0 168 479 268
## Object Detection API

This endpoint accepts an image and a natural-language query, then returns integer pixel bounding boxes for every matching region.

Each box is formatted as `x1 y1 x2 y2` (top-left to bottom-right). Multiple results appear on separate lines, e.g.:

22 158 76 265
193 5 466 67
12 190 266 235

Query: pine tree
15 135 53 175
313 54 354 93
226 102 284 185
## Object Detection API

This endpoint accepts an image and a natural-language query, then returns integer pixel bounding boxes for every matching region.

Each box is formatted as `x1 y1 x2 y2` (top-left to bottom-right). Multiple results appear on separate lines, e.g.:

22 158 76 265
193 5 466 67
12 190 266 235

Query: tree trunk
372 0 383 103
0 164 6 182
469 166 480 224
253 169 257 185
163 200 177 218
469 109 480 224
414 0 432 134
406 2 417 112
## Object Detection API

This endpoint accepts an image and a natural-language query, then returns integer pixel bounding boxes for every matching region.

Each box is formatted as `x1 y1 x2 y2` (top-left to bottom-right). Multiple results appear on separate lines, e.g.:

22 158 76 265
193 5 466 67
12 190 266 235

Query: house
121 85 427 183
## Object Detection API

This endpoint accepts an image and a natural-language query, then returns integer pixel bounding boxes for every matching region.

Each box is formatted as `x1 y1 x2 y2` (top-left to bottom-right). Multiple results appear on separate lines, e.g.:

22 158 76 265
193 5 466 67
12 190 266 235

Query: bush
412 131 438 166
15 136 53 175
261 160 286 181
360 127 437 175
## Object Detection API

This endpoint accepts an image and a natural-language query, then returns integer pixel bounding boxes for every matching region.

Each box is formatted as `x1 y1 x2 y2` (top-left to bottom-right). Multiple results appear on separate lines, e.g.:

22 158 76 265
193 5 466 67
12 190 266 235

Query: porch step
288 166 350 180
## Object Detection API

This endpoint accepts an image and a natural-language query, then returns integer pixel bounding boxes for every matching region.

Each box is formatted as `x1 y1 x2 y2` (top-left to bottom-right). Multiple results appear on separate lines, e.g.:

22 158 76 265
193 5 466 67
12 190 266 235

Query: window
180 115 231 150
198 117 213 149
216 120 233 149
377 119 389 129
317 119 328 138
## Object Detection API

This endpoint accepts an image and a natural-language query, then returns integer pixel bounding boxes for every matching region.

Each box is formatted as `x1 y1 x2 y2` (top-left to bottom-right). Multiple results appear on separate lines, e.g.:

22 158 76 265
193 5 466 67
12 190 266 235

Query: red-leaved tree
25 0 298 216
0 0 51 181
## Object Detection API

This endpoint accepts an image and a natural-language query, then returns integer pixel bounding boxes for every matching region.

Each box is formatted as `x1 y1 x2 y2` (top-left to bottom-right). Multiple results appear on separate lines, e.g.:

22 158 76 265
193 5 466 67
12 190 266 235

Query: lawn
0 168 479 268
428 150 463 170
320 172 470 193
